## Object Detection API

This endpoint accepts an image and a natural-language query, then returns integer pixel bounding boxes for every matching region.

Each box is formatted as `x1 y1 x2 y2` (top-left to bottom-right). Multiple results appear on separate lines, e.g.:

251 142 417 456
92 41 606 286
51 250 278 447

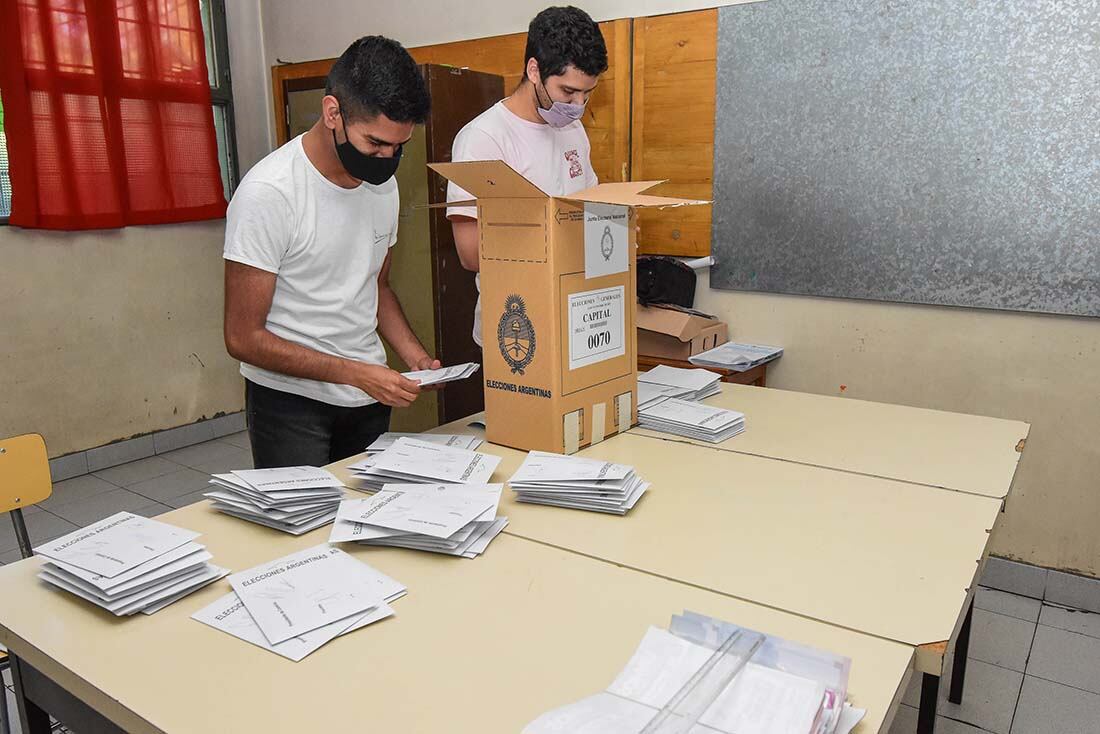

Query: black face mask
332 113 402 185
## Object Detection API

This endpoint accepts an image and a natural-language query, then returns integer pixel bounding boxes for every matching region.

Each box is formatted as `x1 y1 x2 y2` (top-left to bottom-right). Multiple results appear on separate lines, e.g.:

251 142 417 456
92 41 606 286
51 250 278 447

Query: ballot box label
568 286 626 370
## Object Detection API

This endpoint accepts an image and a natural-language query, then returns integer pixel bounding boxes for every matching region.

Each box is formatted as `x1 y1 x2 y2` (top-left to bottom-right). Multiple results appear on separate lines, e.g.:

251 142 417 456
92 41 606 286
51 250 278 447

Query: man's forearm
376 284 431 370
229 328 358 386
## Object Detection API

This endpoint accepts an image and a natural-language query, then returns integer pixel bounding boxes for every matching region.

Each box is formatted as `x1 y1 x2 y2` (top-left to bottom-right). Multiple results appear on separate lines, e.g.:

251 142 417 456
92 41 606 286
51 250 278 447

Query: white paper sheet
228 544 399 644
33 512 200 578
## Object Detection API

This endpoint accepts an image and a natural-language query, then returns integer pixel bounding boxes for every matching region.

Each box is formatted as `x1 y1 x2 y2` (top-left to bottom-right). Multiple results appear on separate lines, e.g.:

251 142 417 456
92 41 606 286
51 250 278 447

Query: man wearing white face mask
446 5 607 348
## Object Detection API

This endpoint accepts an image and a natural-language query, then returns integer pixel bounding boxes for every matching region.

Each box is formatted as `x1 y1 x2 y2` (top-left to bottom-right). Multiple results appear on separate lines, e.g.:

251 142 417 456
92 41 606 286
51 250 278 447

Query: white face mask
535 80 586 127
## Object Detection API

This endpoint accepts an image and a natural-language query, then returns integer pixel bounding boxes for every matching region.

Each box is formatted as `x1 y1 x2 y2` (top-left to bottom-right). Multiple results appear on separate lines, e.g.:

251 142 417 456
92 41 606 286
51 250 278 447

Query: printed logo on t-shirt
373 230 390 245
564 150 583 179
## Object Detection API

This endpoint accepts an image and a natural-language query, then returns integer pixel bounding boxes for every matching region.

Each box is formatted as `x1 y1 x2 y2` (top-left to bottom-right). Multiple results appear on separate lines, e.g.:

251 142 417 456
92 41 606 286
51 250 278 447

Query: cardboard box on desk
430 160 707 454
637 304 729 360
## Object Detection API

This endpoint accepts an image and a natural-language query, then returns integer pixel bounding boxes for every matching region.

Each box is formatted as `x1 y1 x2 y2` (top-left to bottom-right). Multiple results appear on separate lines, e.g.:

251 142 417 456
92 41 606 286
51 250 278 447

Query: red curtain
0 0 227 230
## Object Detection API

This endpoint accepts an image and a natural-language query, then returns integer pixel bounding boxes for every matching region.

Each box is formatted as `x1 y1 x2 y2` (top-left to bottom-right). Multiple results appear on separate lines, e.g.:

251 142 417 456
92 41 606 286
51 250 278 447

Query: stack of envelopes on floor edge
35 511 228 616
364 432 483 457
330 483 507 558
204 466 345 534
509 451 649 515
639 397 746 443
193 544 404 662
346 437 501 492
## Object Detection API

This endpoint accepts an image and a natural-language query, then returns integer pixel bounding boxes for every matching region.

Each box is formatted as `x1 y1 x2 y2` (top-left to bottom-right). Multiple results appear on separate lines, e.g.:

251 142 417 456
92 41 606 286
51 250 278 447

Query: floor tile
159 440 241 470
968 609 1035 673
974 586 1042 623
153 422 215 455
209 412 247 438
39 475 119 511
0 512 79 553
188 448 253 475
48 452 88 482
1027 624 1100 695
125 467 212 503
1045 570 1100 616
163 488 213 510
937 659 1022 734
3 684 21 734
1011 675 1100 734
132 502 173 519
1038 604 1100 640
47 488 153 527
982 558 1046 600
0 548 28 564
85 435 155 473
218 431 251 450
888 703 918 734
93 456 182 488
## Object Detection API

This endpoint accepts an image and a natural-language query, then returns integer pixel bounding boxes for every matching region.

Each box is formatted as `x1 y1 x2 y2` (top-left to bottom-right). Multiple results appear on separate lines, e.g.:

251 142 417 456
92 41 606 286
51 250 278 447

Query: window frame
0 0 237 225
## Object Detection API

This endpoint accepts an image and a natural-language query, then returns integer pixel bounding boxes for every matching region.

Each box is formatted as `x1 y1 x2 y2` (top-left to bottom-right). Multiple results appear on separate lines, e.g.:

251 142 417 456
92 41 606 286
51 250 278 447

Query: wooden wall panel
270 19 632 184
632 9 716 257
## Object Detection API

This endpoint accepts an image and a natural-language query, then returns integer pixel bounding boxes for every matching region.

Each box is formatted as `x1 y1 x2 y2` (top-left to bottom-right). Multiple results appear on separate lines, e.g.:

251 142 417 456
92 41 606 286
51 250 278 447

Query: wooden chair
0 433 52 734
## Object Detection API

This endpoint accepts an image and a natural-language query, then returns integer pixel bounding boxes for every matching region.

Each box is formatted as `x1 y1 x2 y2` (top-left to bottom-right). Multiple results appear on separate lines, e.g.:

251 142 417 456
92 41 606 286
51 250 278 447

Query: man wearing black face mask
223 36 438 469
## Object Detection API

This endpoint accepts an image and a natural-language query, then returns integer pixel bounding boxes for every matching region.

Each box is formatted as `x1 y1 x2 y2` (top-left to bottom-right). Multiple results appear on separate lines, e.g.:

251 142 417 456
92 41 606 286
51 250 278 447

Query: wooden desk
632 383 1029 499
333 426 1001 649
0 506 913 734
638 355 770 386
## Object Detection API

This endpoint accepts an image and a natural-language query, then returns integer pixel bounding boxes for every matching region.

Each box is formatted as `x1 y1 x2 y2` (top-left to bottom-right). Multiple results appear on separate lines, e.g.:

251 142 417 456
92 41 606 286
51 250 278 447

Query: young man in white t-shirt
446 6 608 347
223 36 440 468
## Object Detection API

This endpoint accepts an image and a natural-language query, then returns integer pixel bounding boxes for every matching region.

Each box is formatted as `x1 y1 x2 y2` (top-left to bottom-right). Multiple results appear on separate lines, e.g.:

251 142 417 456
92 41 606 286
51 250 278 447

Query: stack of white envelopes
205 466 344 535
638 365 722 402
35 511 228 616
509 451 649 515
193 544 404 662
639 397 746 443
330 483 508 558
346 437 501 491
402 362 480 387
364 432 483 456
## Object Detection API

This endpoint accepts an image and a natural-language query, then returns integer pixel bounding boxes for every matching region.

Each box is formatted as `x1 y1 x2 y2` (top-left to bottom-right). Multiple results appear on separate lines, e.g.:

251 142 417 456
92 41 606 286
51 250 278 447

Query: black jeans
245 380 391 469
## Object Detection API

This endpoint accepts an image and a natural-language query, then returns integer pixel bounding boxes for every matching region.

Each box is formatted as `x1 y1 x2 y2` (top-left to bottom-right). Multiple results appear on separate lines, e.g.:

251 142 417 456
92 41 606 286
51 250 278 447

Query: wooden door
422 65 504 423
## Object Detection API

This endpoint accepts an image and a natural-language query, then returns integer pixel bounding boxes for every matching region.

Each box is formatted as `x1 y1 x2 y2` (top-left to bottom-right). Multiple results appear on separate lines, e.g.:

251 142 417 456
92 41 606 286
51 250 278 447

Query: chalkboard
710 0 1100 317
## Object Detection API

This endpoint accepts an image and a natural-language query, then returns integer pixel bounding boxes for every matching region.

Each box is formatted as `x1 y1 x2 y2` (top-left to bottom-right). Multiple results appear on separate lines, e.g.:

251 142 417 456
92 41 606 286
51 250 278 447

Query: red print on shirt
564 149 583 179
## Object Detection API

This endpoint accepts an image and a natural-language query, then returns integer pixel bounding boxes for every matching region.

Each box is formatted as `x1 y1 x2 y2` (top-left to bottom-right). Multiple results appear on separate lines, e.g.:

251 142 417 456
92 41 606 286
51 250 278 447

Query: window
0 0 236 226
201 0 238 197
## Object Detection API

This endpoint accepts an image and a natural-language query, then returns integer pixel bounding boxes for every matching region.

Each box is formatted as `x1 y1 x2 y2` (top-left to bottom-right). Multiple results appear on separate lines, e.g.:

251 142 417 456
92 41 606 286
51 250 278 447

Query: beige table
0 502 914 734
632 383 1029 499
334 424 1002 649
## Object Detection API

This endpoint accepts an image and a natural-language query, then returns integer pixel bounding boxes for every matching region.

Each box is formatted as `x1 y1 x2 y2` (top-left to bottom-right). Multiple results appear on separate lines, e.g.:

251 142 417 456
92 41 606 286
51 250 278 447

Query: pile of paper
639 365 722 402
330 483 508 558
365 432 482 456
193 544 405 662
35 512 227 616
204 466 344 535
689 341 783 372
347 437 501 491
639 398 746 443
509 451 649 515
402 361 480 387
525 614 864 734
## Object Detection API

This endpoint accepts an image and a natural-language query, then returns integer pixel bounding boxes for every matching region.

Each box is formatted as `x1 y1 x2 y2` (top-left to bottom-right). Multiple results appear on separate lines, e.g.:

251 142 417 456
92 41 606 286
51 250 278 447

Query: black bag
637 255 696 309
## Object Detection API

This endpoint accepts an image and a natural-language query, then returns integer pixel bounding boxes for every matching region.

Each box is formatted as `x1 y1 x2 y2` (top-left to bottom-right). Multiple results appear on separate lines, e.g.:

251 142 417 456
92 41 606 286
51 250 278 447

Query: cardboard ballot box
431 161 706 454
637 304 729 361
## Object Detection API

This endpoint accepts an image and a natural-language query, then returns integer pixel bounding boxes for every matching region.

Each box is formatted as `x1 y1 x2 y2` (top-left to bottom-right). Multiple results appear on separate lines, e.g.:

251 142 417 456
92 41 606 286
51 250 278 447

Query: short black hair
325 36 430 124
524 6 608 80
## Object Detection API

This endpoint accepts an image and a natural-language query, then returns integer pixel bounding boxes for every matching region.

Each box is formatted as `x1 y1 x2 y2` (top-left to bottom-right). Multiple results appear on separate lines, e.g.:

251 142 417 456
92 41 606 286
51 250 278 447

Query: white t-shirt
446 100 598 346
223 134 399 407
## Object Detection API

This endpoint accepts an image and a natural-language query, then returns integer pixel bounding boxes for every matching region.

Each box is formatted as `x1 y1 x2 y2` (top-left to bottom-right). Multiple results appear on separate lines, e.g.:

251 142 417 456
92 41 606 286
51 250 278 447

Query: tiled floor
4 432 1100 733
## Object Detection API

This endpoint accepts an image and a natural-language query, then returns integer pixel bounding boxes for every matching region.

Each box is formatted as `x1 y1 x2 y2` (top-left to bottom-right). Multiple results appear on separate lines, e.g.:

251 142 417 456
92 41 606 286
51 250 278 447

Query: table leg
948 600 974 704
9 657 51 734
917 673 939 734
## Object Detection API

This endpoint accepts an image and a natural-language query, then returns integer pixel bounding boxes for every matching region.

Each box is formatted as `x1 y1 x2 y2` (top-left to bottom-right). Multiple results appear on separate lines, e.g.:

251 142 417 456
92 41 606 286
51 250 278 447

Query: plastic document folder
525 611 864 734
